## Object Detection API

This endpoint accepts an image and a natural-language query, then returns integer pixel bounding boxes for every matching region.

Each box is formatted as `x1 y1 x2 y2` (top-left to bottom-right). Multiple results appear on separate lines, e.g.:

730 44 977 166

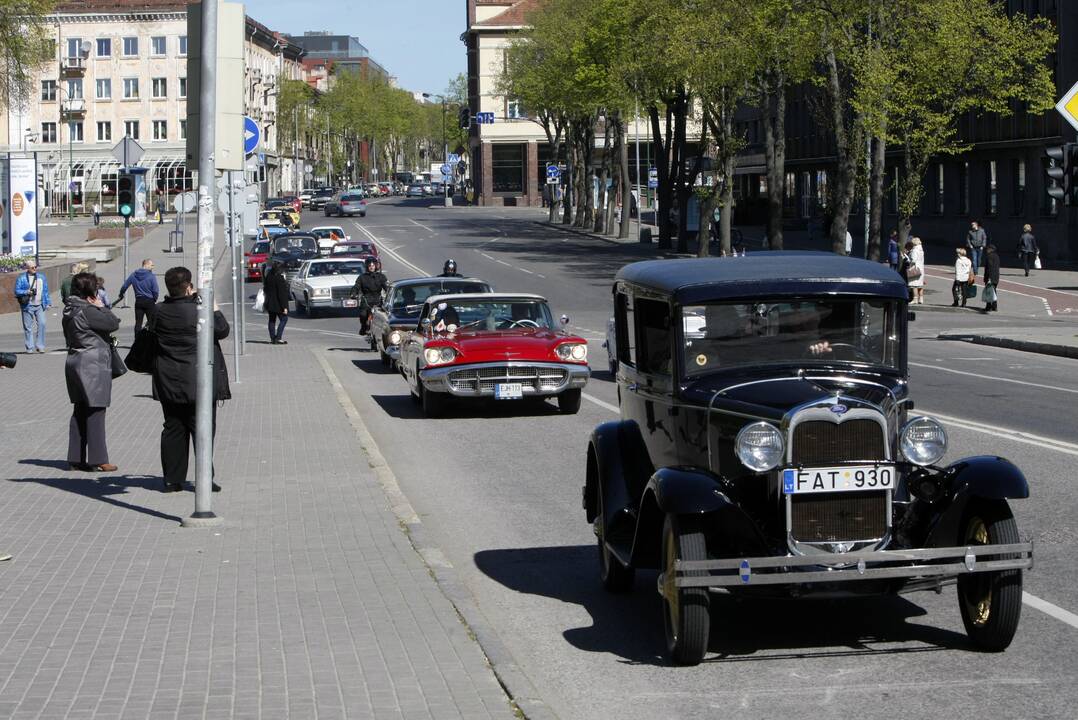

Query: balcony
61 57 87 78
61 99 86 120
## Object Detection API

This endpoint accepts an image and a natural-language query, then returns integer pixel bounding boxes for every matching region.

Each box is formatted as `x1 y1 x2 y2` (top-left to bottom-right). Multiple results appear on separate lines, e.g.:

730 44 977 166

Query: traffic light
117 172 135 217
459 106 471 130
1045 143 1078 205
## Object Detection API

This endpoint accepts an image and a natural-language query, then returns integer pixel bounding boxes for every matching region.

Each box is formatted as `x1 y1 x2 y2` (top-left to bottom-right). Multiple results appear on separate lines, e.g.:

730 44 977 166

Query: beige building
2 0 308 216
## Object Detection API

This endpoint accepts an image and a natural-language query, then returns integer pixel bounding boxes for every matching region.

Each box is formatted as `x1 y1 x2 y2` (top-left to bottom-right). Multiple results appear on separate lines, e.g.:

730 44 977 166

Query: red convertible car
398 293 591 417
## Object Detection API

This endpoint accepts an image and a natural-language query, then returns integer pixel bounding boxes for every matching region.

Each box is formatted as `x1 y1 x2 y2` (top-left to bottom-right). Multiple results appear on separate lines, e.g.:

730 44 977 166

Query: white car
288 257 367 319
310 225 351 255
299 188 318 208
258 209 287 227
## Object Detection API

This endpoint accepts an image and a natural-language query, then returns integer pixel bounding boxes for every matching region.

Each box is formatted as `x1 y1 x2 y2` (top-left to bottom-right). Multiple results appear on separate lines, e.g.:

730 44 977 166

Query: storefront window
492 143 524 194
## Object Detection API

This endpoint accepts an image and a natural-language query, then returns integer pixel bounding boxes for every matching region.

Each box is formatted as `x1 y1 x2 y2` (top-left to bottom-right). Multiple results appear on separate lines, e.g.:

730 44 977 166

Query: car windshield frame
387 282 492 317
306 261 365 278
272 235 318 254
678 297 904 379
424 297 554 332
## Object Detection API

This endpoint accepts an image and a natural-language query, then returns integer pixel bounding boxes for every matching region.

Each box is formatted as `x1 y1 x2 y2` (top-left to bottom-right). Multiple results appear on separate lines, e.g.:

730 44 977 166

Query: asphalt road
259 199 1078 719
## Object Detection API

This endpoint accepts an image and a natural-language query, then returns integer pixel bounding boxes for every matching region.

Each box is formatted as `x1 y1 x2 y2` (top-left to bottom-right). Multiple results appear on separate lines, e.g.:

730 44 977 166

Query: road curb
937 333 1078 360
312 349 559 720
535 220 643 248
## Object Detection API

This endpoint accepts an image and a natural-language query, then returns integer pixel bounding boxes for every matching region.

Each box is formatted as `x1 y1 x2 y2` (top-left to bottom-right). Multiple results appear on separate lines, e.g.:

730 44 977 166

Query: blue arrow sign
546 164 561 179
440 164 452 175
243 116 260 155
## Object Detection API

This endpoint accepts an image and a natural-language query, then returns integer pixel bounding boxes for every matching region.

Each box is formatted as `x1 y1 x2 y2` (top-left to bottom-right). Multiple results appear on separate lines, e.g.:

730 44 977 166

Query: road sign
173 191 197 213
440 164 452 176
648 167 659 189
111 136 145 168
447 153 461 164
546 164 561 180
476 112 495 125
304 164 313 173
1055 81 1078 133
243 116 260 154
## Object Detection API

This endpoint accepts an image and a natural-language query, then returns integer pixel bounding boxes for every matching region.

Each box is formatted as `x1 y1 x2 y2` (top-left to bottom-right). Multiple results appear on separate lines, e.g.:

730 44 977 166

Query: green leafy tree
0 0 55 108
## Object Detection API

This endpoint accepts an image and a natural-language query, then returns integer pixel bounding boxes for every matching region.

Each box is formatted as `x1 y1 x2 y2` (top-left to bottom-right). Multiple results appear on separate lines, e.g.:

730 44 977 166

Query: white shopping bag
1034 253 1042 270
253 288 265 313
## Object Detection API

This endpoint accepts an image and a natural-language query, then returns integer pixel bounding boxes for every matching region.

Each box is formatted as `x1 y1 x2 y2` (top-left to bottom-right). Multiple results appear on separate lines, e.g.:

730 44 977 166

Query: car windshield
388 282 491 316
311 228 344 239
428 298 553 331
331 242 373 255
342 195 363 202
265 199 286 208
272 236 317 253
252 242 270 254
681 299 901 376
307 261 364 277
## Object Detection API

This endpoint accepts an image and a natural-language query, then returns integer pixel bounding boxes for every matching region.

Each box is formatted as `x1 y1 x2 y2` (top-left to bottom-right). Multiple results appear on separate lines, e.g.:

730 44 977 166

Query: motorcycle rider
351 257 388 334
439 259 462 278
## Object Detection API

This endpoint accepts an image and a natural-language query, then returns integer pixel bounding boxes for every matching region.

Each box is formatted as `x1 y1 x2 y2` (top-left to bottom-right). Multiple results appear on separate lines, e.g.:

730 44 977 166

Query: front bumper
420 361 590 397
662 542 1033 590
307 295 359 309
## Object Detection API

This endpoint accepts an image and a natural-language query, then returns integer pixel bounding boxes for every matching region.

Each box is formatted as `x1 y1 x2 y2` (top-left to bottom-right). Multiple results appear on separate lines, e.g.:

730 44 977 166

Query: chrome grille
447 365 568 393
331 287 353 301
793 419 886 465
790 492 887 543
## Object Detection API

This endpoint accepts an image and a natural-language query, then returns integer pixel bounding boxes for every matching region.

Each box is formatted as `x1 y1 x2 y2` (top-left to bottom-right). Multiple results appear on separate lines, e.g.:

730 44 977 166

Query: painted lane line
481 253 494 260
353 221 427 276
1022 592 1078 631
409 218 434 233
518 268 534 275
923 410 1078 457
582 392 619 413
496 260 511 266
910 361 1078 396
537 274 546 279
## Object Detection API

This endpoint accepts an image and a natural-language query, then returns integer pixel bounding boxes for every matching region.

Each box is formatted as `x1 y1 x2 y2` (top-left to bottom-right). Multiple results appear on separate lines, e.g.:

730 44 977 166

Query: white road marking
582 392 619 413
518 268 534 275
353 221 427 276
910 361 1078 396
1023 592 1078 631
923 410 1078 457
496 260 511 266
482 253 494 260
537 274 546 279
409 218 434 233
924 270 1054 315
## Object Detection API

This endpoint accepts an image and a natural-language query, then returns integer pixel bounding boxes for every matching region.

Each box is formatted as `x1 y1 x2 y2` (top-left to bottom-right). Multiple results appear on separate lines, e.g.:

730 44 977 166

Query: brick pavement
0 336 513 719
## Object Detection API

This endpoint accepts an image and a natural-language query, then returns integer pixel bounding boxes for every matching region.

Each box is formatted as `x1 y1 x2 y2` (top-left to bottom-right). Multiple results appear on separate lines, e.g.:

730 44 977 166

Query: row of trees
500 0 1057 257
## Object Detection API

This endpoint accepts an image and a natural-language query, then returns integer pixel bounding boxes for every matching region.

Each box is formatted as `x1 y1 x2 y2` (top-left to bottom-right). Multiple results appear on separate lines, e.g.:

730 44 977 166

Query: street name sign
112 136 145 168
476 112 495 125
243 116 260 154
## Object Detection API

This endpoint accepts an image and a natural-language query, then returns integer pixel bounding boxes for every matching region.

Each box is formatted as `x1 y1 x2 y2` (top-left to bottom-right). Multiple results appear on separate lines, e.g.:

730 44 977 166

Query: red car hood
435 328 585 364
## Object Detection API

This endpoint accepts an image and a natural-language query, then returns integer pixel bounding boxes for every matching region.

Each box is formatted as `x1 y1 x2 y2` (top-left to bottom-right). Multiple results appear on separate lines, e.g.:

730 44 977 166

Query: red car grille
447 365 568 393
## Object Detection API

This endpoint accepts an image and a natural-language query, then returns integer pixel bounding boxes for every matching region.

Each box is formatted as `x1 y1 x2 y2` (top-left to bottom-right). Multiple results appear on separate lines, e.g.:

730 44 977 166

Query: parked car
406 184 426 198
583 253 1033 665
398 293 590 417
264 233 320 282
379 183 391 195
371 277 494 367
289 257 366 318
310 188 336 210
244 240 271 282
309 226 350 255
330 240 378 259
325 191 368 218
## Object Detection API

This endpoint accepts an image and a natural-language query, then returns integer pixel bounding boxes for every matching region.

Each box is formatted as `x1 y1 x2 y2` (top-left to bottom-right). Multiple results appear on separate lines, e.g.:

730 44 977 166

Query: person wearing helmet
351 256 388 334
440 259 462 278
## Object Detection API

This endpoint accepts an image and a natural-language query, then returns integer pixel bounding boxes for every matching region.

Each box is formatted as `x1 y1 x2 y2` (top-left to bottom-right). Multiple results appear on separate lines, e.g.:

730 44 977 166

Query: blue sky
245 0 467 95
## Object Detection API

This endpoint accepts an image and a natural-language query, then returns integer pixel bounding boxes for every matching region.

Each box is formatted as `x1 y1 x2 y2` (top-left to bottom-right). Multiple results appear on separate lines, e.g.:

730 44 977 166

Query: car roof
305 256 365 263
424 292 545 305
616 252 909 303
391 277 489 288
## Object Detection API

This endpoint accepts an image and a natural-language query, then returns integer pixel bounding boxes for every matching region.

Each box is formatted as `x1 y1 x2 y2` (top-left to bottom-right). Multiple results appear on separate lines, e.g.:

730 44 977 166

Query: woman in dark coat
983 244 1001 312
62 272 121 471
262 261 290 345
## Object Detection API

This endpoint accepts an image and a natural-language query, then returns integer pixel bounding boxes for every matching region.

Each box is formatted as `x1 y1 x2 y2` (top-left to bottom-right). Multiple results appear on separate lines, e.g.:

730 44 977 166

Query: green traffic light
120 204 132 216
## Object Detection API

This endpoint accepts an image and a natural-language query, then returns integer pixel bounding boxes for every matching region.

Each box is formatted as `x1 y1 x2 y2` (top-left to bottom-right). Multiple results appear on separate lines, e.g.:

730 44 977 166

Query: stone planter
0 259 95 315
87 226 145 242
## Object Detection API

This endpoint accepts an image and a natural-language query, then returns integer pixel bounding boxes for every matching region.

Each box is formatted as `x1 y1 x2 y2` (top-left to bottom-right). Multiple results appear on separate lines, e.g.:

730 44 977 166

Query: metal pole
68 119 73 220
227 170 241 379
443 98 452 207
634 96 642 240
186 0 221 527
864 133 871 259
122 216 130 303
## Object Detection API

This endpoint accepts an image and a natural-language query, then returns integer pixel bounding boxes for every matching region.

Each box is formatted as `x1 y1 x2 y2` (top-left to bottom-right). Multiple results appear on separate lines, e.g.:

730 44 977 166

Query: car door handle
627 383 639 392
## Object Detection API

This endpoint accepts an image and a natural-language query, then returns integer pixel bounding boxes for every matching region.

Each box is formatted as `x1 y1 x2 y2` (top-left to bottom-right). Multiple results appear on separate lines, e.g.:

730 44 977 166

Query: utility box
187 2 246 172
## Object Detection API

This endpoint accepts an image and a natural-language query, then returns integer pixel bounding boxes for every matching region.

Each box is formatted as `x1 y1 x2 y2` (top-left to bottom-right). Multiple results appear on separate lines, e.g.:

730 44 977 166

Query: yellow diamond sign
1056 81 1078 133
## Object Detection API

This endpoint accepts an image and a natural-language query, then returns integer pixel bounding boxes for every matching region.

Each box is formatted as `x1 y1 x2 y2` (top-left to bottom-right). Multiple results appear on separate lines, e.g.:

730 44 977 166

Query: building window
178 77 187 98
69 121 84 143
783 171 796 208
178 35 187 56
41 80 56 101
96 38 111 57
124 120 140 139
986 160 998 216
123 78 139 99
934 163 944 215
122 36 138 57
491 143 525 194
41 122 57 143
152 120 167 141
1013 159 1026 216
66 37 82 59
151 36 166 56
152 78 167 98
506 99 526 120
815 169 829 209
96 78 111 99
180 120 187 140
958 161 970 215
97 121 111 142
67 78 83 100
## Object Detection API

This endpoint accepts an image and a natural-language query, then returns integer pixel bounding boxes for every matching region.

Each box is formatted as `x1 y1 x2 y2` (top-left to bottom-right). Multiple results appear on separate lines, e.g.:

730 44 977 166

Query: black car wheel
305 294 318 319
595 482 634 592
957 499 1023 651
379 349 391 368
662 513 710 665
293 293 304 315
324 208 331 216
557 389 582 414
360 212 366 218
419 376 444 418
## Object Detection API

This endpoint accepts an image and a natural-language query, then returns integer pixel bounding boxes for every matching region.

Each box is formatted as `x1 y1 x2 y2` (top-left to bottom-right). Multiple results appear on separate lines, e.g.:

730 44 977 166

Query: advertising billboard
5 156 39 261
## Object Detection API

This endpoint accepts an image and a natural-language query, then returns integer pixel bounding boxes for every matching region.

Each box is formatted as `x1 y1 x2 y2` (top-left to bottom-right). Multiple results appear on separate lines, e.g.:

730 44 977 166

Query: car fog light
388 330 402 346
900 416 948 466
735 422 785 473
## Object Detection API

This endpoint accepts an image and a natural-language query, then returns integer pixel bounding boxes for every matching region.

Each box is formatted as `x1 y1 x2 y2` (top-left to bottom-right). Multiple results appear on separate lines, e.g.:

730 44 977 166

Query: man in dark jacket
351 257 387 334
983 244 1001 313
151 266 231 492
1017 224 1039 277
966 221 987 272
262 260 290 344
118 259 160 331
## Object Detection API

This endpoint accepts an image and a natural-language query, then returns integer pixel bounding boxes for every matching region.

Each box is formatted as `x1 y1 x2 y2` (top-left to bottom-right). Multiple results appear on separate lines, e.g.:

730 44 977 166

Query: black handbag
124 328 158 374
110 344 128 378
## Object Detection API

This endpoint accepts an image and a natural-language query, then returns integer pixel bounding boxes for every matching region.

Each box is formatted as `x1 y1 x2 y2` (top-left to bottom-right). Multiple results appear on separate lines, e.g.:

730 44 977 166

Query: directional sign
475 112 495 125
546 164 561 180
440 164 452 176
1055 81 1078 133
243 116 260 155
111 136 145 168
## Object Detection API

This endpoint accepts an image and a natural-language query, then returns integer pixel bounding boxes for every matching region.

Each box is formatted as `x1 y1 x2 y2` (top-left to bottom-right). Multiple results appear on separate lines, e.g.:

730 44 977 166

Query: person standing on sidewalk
1017 224 1039 277
262 261 290 345
62 272 120 472
92 203 101 226
151 266 231 493
887 231 900 271
966 220 987 271
117 259 159 332
982 244 1001 312
908 237 926 304
60 262 88 304
951 248 972 307
14 260 50 353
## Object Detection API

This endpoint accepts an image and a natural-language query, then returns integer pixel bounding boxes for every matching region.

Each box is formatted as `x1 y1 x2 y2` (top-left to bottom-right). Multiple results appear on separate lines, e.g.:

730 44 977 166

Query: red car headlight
424 347 457 365
556 343 588 362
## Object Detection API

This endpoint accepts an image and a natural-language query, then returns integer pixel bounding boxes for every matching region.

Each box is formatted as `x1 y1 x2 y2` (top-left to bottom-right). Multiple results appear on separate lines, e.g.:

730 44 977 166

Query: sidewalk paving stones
0 339 513 719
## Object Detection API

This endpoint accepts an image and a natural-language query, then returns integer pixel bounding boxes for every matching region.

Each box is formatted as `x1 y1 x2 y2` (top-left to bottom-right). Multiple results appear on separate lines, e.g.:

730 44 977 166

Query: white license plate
783 465 895 495
343 299 358 308
494 383 523 400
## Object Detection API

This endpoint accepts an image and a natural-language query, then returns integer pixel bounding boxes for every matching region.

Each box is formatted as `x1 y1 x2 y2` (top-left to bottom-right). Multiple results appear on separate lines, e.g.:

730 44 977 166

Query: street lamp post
423 92 453 207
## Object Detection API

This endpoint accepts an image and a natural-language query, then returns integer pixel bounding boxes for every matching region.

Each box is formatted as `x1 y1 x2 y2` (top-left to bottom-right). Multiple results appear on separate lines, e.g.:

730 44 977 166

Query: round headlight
900 416 948 466
439 347 456 363
735 422 785 473
570 344 588 361
424 348 442 365
388 330 402 346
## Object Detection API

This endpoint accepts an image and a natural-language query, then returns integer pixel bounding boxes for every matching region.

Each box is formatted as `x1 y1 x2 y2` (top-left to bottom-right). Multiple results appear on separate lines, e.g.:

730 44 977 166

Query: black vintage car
584 253 1033 665
264 233 320 283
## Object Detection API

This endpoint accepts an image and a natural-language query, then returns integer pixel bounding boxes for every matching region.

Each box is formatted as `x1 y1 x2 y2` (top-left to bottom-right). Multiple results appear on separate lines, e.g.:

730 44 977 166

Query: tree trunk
673 90 690 254
763 70 786 250
825 46 860 255
596 118 612 234
563 138 575 225
868 131 886 260
549 139 562 223
618 119 631 239
649 105 673 248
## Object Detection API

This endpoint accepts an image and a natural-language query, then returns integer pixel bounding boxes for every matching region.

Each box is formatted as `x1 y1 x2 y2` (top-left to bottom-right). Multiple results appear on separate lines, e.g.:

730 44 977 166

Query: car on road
372 277 494 367
258 209 294 229
309 225 350 255
406 184 426 198
398 293 590 417
264 232 320 282
583 253 1034 665
309 188 336 210
289 257 366 318
280 195 302 213
299 188 321 208
330 240 378 259
244 240 271 282
324 191 368 218
261 204 301 228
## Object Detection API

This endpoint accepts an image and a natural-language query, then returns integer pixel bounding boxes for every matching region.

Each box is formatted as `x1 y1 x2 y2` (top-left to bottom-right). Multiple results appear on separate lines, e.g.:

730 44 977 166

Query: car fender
585 421 650 543
925 456 1029 548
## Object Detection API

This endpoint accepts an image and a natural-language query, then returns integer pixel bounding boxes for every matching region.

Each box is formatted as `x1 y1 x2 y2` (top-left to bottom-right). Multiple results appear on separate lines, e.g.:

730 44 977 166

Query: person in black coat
151 267 231 492
983 244 1001 313
351 257 387 334
262 261 290 345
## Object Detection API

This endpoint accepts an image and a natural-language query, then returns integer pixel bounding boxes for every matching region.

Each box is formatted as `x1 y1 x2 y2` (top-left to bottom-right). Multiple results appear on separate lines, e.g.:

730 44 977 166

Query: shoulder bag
124 327 158 374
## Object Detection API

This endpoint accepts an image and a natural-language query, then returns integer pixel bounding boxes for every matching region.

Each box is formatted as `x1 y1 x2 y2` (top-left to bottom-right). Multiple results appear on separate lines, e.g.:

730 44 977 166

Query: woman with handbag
983 244 1001 312
905 238 925 304
62 272 122 472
